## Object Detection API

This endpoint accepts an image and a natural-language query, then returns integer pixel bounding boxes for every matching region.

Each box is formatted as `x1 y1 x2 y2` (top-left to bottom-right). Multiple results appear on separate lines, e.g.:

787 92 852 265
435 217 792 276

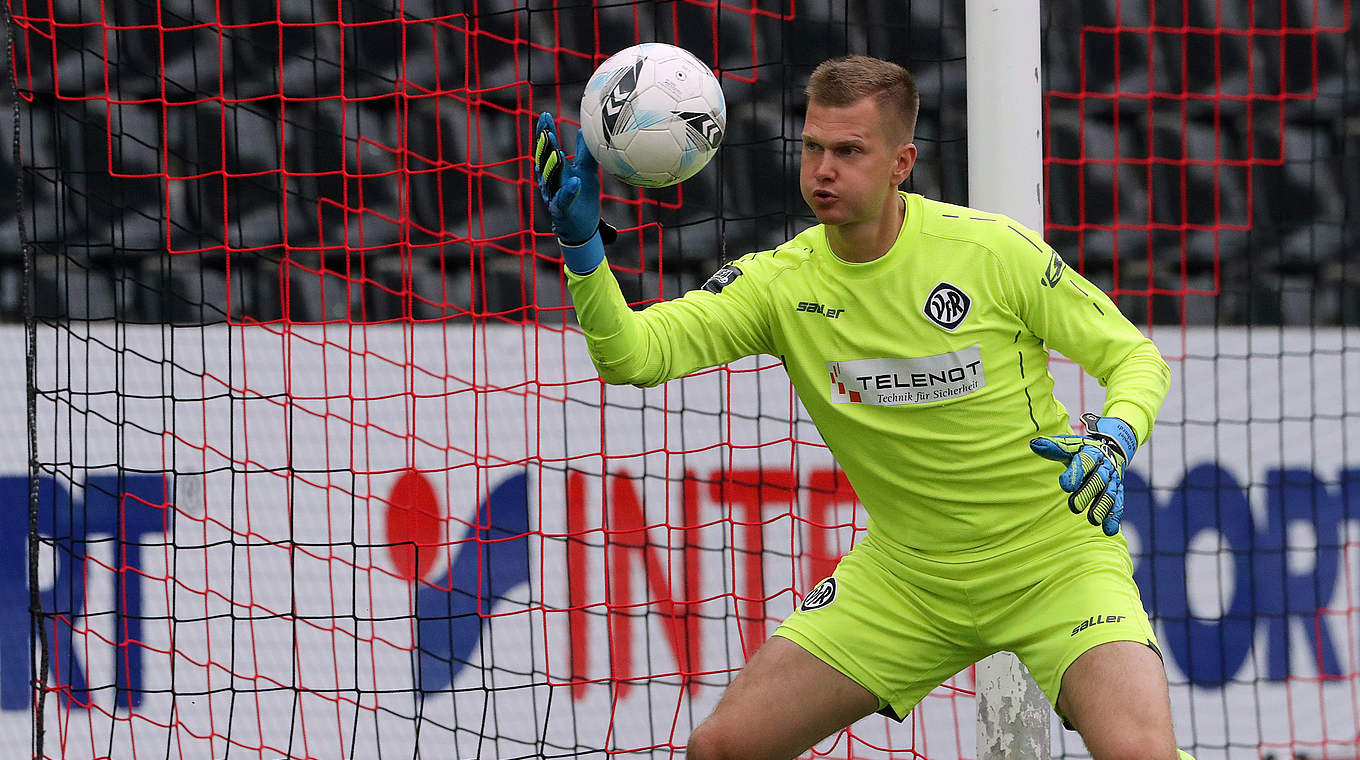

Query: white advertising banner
0 324 1356 759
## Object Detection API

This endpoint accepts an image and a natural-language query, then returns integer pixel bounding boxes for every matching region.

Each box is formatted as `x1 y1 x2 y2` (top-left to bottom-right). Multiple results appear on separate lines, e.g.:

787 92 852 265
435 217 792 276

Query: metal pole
965 0 1053 756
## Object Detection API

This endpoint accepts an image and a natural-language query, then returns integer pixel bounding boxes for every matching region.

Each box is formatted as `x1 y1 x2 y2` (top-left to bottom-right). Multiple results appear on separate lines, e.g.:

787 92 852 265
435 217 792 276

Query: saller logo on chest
827 346 986 406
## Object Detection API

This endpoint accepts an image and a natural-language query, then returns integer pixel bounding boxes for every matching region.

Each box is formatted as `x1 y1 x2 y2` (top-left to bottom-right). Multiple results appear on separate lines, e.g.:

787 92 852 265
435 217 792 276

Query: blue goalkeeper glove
532 112 615 273
1029 413 1138 536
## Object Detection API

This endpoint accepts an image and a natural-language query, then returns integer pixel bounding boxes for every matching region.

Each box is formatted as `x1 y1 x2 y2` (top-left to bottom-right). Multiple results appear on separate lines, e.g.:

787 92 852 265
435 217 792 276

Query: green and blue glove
1029 413 1138 536
532 112 615 274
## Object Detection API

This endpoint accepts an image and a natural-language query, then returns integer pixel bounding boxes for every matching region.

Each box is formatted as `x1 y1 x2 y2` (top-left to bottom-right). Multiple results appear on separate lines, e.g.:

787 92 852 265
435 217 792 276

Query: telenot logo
826 347 986 406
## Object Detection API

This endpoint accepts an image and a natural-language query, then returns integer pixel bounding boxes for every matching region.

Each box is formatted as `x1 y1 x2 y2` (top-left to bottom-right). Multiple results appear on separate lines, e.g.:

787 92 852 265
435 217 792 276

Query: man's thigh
990 527 1160 719
1057 640 1179 759
688 635 879 760
773 539 986 721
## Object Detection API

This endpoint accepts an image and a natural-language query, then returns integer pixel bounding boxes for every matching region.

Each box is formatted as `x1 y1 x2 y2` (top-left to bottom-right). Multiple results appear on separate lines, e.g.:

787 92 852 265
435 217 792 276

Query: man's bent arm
1004 224 1170 445
1096 341 1169 446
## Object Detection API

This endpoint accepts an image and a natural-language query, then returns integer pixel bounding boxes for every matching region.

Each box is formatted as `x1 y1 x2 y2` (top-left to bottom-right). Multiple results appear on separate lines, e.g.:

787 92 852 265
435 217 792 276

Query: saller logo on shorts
1071 614 1126 636
801 577 837 611
827 345 985 406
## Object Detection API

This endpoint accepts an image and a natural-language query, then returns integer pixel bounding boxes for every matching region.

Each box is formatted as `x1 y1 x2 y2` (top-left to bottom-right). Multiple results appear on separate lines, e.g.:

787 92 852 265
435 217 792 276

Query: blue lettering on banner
0 473 170 711
411 471 530 694
1124 466 1358 687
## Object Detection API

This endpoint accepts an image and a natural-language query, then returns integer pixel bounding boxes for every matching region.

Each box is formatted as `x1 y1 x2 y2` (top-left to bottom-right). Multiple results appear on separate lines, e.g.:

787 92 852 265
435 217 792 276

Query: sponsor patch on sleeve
800 577 837 611
702 263 743 294
1041 248 1066 288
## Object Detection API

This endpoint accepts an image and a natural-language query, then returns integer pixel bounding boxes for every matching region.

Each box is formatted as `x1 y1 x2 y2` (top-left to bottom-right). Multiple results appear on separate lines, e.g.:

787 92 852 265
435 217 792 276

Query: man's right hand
533 113 612 273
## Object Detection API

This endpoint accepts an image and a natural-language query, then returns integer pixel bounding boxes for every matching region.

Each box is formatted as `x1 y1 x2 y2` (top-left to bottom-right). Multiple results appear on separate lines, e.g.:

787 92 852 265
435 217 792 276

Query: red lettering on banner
384 470 444 581
566 470 590 700
678 473 702 687
710 469 797 659
567 469 701 701
567 466 859 698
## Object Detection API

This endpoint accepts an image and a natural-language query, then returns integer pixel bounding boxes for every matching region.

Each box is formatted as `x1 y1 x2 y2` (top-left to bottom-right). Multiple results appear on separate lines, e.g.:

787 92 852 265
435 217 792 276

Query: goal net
1044 3 1359 758
2 1 1356 758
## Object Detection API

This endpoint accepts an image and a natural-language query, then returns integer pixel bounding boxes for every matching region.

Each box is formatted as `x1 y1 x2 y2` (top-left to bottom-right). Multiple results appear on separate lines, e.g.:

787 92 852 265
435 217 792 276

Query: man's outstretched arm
532 112 774 387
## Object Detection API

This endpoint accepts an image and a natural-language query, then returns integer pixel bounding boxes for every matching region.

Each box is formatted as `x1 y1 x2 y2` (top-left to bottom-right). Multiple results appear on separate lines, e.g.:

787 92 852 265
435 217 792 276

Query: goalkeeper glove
1029 413 1138 537
532 112 616 274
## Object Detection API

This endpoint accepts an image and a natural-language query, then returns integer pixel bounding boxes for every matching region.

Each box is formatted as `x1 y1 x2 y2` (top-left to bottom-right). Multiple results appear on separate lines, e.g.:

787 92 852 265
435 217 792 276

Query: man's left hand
1030 413 1138 536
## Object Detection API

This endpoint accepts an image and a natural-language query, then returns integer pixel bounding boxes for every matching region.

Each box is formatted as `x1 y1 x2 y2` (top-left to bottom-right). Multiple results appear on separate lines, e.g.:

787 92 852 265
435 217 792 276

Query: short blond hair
805 55 919 143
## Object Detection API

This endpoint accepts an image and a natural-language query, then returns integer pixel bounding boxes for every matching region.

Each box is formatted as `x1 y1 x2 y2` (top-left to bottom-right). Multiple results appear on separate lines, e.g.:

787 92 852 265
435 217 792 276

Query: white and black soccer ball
579 43 726 188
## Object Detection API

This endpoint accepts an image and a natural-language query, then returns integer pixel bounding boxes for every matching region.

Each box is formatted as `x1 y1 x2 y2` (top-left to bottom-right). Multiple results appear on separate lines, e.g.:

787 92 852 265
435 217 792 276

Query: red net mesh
1043 3 1358 759
1044 1 1353 349
9 1 972 758
8 1 1357 759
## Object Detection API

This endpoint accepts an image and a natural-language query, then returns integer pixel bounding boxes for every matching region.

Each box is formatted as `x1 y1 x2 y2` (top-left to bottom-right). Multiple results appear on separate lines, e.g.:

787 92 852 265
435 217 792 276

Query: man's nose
813 153 835 179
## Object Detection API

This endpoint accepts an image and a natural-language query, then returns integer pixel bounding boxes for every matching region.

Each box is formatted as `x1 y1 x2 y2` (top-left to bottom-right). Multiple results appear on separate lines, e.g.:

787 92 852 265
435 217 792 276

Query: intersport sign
0 324 1354 759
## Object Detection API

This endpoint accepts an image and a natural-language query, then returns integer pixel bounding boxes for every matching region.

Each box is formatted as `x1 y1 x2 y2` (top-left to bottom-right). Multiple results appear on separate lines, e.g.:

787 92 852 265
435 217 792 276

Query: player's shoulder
918 197 1019 243
746 227 822 269
698 229 819 293
916 196 1051 264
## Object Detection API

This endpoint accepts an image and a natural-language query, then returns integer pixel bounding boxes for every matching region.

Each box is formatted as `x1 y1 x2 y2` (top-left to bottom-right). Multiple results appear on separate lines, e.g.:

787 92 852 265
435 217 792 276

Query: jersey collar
818 192 923 279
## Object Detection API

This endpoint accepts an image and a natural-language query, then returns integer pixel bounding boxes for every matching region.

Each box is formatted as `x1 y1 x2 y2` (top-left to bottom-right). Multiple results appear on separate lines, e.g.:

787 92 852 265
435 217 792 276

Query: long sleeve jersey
567 192 1170 557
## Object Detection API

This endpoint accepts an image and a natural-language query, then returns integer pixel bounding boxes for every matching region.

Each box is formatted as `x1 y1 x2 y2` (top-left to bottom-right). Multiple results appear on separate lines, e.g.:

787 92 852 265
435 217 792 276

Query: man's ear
891 142 918 186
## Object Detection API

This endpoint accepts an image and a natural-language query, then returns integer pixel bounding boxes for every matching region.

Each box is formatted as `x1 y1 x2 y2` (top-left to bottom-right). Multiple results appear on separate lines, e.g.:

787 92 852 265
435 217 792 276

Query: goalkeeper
534 55 1189 760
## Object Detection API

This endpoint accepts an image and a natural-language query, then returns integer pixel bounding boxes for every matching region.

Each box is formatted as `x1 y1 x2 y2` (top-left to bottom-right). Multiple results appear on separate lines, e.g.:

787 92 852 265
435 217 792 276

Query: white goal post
965 0 1054 757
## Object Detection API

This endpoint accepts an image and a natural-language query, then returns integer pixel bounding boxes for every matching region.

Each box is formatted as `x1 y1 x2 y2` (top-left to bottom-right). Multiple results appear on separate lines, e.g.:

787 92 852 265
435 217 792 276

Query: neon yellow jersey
566 192 1170 555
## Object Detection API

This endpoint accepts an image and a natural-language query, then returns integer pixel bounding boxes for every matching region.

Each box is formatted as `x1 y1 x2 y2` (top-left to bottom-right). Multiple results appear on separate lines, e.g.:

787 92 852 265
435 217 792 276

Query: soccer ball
579 43 726 188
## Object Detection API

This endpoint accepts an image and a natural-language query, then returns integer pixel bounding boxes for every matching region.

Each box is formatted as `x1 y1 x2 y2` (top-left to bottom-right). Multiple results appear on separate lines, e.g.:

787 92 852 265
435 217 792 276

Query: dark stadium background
0 0 1353 326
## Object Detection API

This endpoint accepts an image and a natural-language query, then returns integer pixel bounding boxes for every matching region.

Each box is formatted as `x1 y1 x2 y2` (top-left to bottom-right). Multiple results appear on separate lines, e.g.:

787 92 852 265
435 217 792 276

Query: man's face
799 97 916 227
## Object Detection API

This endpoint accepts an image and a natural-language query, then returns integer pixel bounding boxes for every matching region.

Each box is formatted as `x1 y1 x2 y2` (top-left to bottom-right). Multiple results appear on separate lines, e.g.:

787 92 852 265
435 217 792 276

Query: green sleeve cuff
1103 399 1154 447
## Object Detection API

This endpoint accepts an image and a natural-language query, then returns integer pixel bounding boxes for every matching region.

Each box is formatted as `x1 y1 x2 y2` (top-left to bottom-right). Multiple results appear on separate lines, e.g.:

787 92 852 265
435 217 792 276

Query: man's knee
1075 721 1178 760
1089 740 1178 760
685 719 738 760
687 715 791 760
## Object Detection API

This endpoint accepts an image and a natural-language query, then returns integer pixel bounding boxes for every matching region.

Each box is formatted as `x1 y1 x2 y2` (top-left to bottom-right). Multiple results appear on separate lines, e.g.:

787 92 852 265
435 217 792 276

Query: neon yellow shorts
773 521 1159 722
